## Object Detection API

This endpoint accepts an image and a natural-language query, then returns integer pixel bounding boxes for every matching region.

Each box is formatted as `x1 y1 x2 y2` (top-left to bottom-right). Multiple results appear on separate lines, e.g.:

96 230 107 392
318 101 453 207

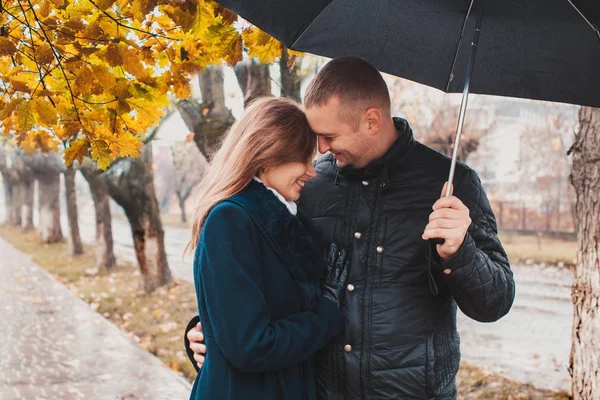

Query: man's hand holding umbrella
422 183 472 262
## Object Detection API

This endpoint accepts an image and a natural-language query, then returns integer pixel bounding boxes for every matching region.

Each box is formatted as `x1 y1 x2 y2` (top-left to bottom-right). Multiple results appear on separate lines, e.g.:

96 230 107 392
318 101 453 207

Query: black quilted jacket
297 118 515 400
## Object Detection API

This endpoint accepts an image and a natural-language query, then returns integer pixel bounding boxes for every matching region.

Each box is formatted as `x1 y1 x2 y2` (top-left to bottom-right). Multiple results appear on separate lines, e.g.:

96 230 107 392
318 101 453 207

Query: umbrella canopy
218 0 600 108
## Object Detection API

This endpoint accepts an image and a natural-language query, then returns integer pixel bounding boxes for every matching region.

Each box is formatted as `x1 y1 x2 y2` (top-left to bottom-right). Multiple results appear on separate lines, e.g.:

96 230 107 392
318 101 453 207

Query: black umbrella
216 0 599 197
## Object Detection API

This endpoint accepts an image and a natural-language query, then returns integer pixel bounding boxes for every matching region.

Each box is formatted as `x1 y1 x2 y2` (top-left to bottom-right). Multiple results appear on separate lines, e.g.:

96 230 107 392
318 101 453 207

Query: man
185 57 515 399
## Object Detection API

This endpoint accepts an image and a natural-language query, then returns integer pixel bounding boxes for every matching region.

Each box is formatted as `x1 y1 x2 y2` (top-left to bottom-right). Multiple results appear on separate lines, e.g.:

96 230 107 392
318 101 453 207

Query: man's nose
317 136 330 154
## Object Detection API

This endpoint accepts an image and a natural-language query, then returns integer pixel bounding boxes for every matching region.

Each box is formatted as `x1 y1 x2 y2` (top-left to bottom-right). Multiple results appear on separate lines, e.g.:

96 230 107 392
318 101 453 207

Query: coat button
344 344 352 352
443 268 452 275
376 246 384 254
361 180 369 186
347 284 355 292
354 232 362 239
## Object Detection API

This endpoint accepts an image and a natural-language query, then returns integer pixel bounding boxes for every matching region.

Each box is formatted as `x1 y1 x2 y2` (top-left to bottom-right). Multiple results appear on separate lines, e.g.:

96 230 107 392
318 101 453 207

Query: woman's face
259 159 317 201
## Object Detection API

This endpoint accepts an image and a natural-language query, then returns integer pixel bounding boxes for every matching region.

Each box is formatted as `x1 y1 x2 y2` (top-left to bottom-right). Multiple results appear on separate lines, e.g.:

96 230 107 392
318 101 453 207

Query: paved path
0 238 191 400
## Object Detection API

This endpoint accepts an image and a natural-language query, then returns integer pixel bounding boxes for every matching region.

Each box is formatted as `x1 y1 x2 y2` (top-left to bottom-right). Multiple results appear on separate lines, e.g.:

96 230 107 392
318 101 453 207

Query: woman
187 97 349 400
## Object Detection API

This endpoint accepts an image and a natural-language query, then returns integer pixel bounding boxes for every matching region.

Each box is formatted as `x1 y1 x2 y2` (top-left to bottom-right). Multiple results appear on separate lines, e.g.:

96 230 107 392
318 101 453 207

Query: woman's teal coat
190 180 344 400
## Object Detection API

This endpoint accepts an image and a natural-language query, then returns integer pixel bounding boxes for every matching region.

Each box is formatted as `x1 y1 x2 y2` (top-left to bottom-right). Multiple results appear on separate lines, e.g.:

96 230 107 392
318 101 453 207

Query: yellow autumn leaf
0 38 18 56
91 64 117 88
74 66 96 95
0 98 24 120
105 43 123 67
33 98 58 126
242 27 282 64
19 130 60 153
37 44 55 65
121 48 146 77
287 49 304 58
17 100 36 131
89 139 112 170
64 137 90 166
104 131 142 158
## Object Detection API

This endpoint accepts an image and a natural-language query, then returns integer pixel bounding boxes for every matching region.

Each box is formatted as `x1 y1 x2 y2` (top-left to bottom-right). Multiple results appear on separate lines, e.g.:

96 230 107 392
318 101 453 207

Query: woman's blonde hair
186 97 316 254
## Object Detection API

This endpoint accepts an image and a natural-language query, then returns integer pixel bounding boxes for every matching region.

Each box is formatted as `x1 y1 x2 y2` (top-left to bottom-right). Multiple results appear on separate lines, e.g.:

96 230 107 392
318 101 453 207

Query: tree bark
1 170 16 225
81 164 116 271
569 106 600 399
21 153 64 243
179 66 235 158
280 49 302 102
22 179 34 229
234 60 271 107
64 165 84 255
37 169 63 244
177 193 187 223
102 145 171 293
0 150 22 226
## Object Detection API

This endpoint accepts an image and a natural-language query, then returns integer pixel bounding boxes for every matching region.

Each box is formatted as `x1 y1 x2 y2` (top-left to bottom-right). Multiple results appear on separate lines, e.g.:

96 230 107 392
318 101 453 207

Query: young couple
186 57 515 400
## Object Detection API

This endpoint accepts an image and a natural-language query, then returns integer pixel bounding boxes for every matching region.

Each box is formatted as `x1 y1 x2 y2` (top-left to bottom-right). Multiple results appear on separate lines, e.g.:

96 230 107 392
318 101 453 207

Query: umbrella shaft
445 1 485 197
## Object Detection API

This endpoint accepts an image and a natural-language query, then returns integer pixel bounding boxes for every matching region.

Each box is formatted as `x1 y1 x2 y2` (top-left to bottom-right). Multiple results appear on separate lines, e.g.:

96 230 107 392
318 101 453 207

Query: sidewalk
0 238 191 400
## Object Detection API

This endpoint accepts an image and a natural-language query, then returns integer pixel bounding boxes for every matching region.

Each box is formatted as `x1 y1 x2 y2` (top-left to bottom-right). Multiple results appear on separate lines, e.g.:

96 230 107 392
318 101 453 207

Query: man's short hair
304 57 391 128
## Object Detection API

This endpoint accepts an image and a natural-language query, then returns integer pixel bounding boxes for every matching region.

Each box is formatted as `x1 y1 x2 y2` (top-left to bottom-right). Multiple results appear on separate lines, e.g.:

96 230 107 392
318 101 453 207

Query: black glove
322 243 350 308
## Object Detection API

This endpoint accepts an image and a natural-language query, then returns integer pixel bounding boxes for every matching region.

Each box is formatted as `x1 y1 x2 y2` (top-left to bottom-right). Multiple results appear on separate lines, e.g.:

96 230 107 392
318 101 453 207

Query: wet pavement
0 237 191 400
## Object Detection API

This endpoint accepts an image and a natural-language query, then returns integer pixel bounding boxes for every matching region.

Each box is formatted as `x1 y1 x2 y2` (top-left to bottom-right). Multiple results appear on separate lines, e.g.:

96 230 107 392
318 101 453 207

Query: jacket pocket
369 339 428 399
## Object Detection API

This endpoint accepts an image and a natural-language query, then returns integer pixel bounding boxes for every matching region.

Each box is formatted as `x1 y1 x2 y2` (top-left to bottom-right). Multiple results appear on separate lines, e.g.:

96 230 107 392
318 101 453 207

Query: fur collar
225 179 325 311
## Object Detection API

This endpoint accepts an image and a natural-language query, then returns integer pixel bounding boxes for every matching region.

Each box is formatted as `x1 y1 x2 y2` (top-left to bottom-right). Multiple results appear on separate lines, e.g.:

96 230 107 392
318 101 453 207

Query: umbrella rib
290 0 337 49
445 0 475 93
566 0 600 41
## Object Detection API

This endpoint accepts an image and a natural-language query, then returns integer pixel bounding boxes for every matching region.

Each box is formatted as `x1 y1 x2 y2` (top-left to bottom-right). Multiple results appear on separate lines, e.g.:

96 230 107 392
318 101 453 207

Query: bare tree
23 153 63 244
280 49 302 102
179 65 235 158
234 60 271 107
171 143 206 223
81 162 116 271
419 104 491 163
64 164 83 255
518 112 576 232
101 144 171 293
569 106 600 399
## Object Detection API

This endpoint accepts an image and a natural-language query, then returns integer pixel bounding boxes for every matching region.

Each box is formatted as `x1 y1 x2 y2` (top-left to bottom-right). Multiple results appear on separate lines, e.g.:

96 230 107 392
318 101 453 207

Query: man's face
305 97 375 169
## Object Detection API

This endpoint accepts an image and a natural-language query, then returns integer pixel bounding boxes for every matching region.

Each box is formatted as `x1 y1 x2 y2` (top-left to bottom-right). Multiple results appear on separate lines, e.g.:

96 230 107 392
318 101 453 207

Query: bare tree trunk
21 153 64 243
1 171 16 225
179 66 235 158
234 61 271 107
81 165 116 271
280 49 302 102
37 170 63 244
569 106 600 399
176 193 187 223
102 145 171 293
23 180 34 229
64 165 83 255
10 182 24 227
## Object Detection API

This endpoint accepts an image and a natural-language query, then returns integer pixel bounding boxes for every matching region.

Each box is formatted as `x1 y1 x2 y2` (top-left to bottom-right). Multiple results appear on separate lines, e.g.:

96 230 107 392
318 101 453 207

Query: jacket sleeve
438 168 516 322
196 202 344 373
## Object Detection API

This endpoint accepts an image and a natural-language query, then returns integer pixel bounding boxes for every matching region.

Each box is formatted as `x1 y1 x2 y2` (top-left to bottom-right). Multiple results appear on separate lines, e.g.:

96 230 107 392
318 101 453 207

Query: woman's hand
322 243 350 308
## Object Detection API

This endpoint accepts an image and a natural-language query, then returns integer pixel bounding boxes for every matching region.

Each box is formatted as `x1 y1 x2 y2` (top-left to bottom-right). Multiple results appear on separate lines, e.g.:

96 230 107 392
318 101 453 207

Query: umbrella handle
430 238 445 246
431 0 485 247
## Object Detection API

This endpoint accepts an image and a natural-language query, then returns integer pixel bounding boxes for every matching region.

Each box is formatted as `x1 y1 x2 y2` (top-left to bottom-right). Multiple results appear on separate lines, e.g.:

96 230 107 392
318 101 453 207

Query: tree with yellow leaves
1 0 301 292
0 0 297 166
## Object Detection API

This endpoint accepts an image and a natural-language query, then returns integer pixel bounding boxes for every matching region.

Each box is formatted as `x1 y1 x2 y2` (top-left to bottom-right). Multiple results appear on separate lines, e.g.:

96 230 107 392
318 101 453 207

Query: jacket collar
337 117 415 185
225 180 325 311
